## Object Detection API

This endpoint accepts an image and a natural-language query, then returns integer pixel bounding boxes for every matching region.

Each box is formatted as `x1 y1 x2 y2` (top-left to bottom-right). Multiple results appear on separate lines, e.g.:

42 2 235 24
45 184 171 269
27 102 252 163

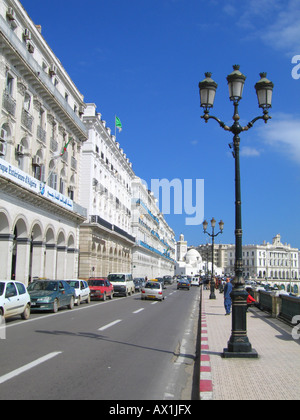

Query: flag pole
115 115 117 139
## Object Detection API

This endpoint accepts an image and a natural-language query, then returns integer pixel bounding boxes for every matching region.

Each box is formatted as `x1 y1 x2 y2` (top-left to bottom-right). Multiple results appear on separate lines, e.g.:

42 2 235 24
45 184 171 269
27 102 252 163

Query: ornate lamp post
203 218 224 300
198 65 274 358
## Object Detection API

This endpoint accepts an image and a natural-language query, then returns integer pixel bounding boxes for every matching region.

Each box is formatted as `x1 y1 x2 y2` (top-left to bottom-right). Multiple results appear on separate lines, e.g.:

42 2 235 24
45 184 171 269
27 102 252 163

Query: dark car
155 277 166 289
133 278 145 292
163 276 173 285
177 278 190 290
28 280 76 313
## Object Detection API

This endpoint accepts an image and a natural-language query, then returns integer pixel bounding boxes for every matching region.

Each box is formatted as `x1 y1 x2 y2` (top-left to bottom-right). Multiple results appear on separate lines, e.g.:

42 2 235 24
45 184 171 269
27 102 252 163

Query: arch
67 233 75 249
45 226 55 244
57 230 66 247
20 136 30 150
12 215 29 238
44 226 56 279
30 221 43 241
0 210 10 234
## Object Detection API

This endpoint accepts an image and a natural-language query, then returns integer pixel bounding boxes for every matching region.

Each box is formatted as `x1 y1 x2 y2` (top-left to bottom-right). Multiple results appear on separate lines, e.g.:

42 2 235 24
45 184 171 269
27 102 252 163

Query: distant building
78 104 135 277
226 234 299 291
175 234 214 277
131 177 175 279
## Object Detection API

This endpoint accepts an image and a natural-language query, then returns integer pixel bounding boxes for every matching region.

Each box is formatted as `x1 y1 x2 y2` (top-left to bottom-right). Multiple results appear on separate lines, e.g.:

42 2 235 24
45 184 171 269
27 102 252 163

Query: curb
199 299 213 400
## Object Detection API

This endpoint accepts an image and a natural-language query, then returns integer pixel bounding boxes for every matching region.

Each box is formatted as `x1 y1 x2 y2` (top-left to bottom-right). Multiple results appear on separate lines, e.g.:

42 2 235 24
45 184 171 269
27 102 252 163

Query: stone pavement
199 288 300 400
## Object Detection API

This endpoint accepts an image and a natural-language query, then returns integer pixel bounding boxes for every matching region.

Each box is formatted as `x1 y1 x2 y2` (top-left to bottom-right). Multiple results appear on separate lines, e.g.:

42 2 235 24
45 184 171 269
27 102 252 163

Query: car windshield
108 274 125 282
0 283 4 296
28 281 58 292
88 280 105 287
145 282 160 289
67 281 79 288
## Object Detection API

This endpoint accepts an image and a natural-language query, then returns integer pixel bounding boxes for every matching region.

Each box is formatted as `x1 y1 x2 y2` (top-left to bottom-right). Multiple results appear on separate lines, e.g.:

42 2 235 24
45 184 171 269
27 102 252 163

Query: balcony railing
37 125 46 143
21 109 33 132
2 92 16 117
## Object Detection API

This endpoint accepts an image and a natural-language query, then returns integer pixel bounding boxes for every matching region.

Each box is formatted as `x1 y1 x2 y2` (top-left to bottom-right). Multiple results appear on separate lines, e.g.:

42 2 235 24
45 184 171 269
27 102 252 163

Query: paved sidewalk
199 288 300 400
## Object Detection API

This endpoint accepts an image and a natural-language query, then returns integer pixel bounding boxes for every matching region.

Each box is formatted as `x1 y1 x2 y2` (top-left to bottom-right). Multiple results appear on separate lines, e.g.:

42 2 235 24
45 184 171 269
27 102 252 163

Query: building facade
196 243 228 276
0 0 87 285
131 176 175 278
226 234 299 291
78 104 135 278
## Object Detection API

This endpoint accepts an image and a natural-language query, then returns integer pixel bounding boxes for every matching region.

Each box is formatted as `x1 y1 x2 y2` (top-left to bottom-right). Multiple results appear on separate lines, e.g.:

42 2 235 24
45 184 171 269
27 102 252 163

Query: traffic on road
0 274 201 400
0 275 201 322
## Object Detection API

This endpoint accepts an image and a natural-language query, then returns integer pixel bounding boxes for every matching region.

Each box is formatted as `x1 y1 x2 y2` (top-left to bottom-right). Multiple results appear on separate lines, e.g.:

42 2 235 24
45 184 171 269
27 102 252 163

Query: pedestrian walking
224 278 233 315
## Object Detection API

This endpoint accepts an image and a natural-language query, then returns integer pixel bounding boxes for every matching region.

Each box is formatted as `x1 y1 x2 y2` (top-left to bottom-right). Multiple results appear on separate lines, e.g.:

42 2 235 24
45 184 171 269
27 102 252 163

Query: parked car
65 279 90 305
28 280 76 313
88 278 114 301
133 278 145 292
141 280 165 301
107 273 135 297
177 278 190 290
0 280 31 320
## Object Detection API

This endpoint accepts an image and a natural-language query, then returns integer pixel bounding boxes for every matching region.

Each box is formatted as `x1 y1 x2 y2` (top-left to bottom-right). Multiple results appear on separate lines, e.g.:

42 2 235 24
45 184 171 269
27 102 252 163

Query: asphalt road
0 284 201 400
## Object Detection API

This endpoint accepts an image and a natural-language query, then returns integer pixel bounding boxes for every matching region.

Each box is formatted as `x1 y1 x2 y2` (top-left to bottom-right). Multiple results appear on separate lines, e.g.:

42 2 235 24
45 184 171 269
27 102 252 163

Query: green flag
115 116 122 133
60 137 72 156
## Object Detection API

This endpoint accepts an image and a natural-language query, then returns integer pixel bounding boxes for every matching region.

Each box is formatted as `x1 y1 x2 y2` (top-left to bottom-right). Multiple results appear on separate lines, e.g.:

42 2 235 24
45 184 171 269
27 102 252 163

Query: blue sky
21 0 300 249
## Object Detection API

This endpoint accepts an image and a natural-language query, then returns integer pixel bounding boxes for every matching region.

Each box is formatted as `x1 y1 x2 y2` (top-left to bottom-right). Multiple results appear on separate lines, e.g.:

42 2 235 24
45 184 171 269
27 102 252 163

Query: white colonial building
0 0 88 284
131 176 175 278
226 234 299 291
78 104 135 277
175 234 223 277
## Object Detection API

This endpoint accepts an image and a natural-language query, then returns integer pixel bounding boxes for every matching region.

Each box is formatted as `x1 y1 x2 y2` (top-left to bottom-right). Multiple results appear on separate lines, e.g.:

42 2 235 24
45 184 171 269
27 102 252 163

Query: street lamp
198 65 274 358
203 218 224 300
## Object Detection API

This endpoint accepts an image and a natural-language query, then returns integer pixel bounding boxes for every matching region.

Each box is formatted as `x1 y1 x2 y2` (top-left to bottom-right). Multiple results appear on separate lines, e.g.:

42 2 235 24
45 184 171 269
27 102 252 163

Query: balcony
0 15 87 141
37 125 46 143
21 109 33 132
2 91 16 117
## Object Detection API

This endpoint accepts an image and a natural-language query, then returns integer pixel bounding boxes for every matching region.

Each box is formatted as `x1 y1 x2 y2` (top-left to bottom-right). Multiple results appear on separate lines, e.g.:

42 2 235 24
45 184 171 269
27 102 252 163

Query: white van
107 273 135 297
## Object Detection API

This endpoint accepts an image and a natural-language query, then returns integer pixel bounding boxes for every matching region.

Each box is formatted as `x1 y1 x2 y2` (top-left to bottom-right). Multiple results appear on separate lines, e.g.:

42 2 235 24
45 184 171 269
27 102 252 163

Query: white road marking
133 308 144 314
0 352 62 385
98 319 122 331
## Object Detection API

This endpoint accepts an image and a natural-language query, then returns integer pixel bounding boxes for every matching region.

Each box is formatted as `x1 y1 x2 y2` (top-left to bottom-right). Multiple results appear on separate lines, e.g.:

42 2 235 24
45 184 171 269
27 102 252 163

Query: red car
88 278 114 301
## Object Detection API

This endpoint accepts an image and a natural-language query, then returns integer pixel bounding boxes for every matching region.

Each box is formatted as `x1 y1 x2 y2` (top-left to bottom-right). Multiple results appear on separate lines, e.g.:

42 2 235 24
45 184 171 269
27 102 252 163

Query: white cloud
240 147 261 157
221 0 300 55
256 113 300 163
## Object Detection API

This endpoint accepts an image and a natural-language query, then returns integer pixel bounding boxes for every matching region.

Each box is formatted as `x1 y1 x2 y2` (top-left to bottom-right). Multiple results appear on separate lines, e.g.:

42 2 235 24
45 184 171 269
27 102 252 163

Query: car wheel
53 299 59 313
103 293 106 301
76 296 81 306
69 296 74 309
21 304 30 320
86 295 91 304
109 292 113 300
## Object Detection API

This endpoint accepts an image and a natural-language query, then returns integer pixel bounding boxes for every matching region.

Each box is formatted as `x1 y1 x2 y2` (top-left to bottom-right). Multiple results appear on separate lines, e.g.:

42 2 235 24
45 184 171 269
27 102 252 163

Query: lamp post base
223 286 259 358
223 348 258 359
209 292 216 300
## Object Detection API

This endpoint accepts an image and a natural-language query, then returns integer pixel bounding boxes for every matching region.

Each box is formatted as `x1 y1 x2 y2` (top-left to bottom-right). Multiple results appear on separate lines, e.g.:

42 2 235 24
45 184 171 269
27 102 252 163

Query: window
68 187 74 200
16 282 26 295
59 177 65 194
24 92 31 111
49 172 57 190
6 73 14 96
34 164 45 182
5 282 17 298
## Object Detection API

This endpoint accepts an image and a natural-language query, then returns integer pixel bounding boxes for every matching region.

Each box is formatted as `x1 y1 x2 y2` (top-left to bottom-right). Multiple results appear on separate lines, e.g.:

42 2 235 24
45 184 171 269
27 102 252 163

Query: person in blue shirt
224 278 233 315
